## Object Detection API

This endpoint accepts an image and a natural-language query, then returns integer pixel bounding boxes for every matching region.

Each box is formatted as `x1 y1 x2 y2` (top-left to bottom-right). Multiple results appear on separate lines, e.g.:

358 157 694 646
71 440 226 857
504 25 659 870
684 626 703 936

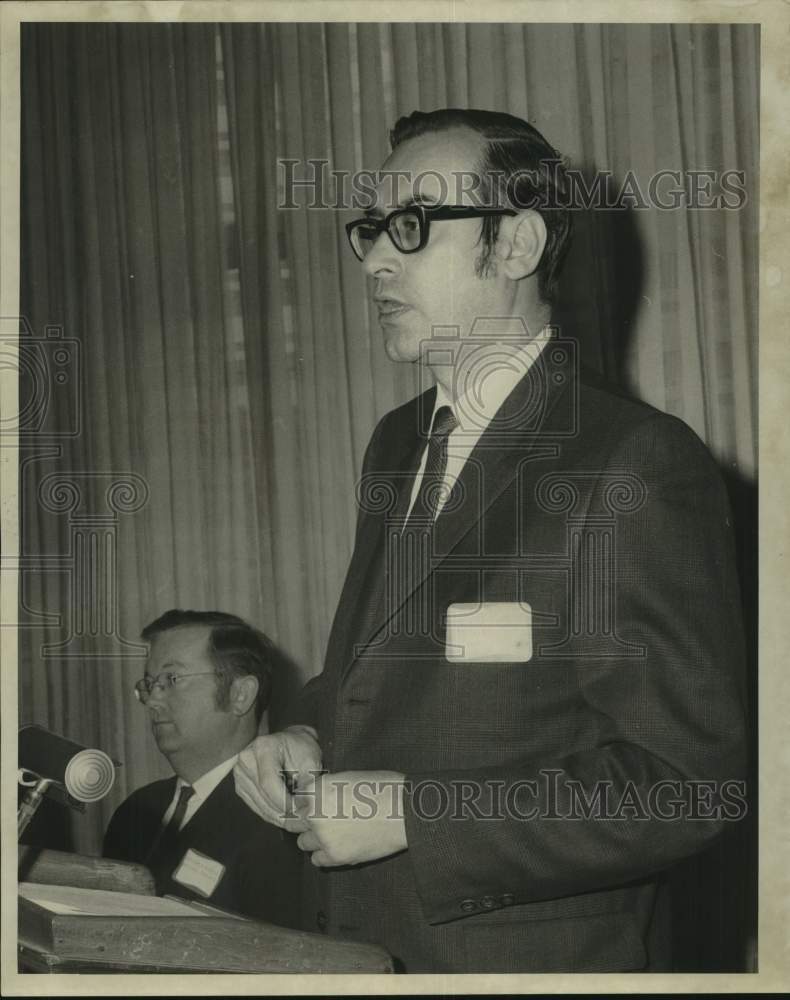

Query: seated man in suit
103 609 300 925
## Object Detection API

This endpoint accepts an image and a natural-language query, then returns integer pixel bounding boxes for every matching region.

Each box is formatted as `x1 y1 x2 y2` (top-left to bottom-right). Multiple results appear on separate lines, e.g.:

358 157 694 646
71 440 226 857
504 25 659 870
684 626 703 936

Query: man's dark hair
390 108 573 303
141 609 276 726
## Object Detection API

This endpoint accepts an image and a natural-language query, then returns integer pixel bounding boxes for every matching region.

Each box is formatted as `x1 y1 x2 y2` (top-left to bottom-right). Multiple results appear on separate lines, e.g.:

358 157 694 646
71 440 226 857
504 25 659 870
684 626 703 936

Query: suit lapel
176 772 231 845
148 775 178 823
327 389 435 673
140 775 177 867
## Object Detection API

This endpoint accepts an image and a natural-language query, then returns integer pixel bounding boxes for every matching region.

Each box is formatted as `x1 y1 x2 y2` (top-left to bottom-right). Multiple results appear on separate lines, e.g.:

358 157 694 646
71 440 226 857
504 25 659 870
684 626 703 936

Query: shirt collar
176 753 239 806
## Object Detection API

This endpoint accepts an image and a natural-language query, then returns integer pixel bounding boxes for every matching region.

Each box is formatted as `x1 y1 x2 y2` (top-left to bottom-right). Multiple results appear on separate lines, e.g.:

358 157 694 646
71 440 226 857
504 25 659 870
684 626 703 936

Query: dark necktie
403 404 458 529
145 784 194 864
357 405 458 653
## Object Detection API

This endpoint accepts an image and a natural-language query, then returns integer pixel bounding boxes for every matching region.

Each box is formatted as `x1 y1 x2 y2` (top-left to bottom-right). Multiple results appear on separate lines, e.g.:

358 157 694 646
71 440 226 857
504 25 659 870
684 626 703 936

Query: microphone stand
18 771 56 839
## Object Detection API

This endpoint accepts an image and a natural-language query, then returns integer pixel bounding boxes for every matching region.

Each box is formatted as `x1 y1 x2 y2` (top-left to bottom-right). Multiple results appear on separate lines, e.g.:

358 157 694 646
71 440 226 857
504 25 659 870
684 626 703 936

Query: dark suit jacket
103 771 301 926
289 349 748 973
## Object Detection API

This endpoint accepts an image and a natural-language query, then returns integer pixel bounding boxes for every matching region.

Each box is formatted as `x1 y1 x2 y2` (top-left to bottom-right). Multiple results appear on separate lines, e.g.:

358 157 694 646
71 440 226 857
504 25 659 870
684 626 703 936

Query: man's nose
145 684 167 711
361 232 402 279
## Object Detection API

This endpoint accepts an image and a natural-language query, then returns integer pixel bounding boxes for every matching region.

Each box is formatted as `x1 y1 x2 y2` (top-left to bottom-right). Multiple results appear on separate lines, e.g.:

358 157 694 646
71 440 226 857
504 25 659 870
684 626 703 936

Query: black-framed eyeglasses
134 670 219 704
345 204 517 262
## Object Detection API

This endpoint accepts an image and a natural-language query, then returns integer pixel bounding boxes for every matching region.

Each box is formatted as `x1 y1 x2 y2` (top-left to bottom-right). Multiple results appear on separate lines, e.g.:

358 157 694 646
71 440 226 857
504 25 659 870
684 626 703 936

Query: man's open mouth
376 299 412 317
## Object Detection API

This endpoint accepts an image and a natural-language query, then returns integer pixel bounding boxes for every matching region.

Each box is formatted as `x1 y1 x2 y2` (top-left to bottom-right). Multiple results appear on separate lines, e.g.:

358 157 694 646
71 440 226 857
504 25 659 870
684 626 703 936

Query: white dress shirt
161 754 239 831
406 329 552 520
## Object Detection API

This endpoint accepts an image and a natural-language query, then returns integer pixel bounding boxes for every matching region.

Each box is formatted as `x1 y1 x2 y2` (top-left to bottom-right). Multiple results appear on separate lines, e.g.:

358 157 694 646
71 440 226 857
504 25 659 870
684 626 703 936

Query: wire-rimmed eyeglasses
345 204 517 262
134 671 219 704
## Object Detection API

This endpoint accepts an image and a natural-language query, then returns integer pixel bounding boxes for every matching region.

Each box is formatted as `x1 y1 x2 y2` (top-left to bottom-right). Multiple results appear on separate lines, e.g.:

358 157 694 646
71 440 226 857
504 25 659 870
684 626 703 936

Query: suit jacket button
460 898 478 913
316 910 328 932
480 895 497 909
500 893 516 906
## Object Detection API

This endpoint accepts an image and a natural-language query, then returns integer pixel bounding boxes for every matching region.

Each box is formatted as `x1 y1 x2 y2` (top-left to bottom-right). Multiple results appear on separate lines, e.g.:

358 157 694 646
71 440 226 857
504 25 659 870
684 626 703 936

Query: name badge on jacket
173 848 226 898
445 602 533 663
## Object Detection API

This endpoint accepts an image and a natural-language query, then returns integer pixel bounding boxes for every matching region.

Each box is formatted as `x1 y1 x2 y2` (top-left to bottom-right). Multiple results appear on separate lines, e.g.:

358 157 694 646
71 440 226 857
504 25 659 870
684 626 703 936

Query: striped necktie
403 404 458 529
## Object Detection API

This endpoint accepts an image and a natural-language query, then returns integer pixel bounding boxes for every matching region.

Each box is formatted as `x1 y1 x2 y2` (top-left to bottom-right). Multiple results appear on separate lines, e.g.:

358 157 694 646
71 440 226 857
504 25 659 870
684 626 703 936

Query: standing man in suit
104 609 300 925
234 109 747 971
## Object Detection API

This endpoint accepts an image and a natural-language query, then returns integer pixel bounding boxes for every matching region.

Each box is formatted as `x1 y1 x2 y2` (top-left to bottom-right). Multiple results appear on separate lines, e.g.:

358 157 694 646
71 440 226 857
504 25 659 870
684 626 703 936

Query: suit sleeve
102 799 130 860
403 414 748 923
231 827 303 928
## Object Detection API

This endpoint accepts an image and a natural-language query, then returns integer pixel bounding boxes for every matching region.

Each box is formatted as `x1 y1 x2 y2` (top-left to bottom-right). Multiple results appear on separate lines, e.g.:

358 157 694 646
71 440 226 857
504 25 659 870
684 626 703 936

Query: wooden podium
18 848 393 974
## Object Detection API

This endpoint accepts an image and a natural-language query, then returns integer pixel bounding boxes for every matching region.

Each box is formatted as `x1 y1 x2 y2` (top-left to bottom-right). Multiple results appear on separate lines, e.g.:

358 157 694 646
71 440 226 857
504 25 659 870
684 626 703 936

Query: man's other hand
294 770 408 867
234 726 322 833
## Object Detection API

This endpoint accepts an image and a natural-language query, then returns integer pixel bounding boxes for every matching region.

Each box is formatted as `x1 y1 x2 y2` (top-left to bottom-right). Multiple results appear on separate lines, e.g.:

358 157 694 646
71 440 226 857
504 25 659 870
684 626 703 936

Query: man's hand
294 770 408 867
234 726 322 833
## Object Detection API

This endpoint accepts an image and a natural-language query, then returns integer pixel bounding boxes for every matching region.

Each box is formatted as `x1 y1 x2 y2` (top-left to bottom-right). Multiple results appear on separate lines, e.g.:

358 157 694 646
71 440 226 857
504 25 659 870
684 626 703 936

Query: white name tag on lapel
172 848 226 898
445 602 533 663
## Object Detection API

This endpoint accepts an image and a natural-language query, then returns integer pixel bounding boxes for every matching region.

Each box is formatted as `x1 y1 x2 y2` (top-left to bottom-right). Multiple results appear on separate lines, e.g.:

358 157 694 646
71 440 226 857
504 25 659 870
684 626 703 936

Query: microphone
18 725 117 836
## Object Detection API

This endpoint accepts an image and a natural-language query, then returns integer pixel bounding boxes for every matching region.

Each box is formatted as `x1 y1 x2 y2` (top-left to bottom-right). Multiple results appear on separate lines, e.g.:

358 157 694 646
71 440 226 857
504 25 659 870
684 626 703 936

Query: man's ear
229 674 259 717
496 210 548 280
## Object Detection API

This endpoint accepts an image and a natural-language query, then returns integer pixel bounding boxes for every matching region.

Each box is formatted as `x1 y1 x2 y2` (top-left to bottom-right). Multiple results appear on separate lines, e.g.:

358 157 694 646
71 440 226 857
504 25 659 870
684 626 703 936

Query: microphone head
64 748 115 802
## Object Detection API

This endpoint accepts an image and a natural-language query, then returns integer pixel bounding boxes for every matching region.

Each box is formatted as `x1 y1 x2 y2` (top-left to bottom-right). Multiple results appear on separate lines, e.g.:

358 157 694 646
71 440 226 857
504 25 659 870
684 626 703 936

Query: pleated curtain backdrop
20 23 280 844
20 22 757 872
